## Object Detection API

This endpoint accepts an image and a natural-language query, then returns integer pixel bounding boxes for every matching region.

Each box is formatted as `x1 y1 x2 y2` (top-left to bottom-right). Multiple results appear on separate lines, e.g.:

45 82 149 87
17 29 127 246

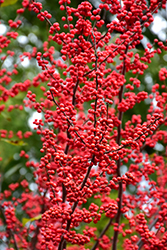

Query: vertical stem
92 31 99 134
58 155 95 250
112 159 123 250
112 46 128 250
31 191 46 250
62 77 79 203
58 32 98 246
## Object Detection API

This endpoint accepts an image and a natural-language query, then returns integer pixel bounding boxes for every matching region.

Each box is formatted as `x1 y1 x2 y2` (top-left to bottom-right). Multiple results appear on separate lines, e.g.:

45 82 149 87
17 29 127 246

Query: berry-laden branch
137 217 159 250
0 205 19 250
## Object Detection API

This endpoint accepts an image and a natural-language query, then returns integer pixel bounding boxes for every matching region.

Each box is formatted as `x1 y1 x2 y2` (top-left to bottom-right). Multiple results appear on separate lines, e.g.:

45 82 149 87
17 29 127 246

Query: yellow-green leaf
1 0 18 7
22 214 42 226
1 139 27 146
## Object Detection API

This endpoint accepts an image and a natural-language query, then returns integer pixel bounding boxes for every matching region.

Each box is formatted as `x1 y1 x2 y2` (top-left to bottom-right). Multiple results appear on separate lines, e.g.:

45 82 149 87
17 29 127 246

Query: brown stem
62 125 71 203
91 218 113 250
72 78 79 106
31 226 40 250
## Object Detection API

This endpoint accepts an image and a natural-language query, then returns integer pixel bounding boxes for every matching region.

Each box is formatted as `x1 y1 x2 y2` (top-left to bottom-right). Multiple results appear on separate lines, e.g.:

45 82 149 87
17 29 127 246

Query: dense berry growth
0 0 167 249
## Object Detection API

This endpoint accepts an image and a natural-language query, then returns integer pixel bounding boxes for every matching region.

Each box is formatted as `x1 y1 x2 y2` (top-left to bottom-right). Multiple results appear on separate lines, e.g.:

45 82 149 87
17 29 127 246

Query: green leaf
1 139 27 146
4 163 21 179
22 214 42 226
1 0 18 7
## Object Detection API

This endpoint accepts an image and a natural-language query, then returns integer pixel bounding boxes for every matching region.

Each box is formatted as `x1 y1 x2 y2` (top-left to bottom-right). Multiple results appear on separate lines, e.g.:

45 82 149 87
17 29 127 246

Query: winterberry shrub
0 0 167 250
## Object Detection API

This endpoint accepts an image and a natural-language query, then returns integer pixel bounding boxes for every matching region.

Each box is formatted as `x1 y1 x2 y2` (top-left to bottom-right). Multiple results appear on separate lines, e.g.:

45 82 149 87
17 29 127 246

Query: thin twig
91 218 113 250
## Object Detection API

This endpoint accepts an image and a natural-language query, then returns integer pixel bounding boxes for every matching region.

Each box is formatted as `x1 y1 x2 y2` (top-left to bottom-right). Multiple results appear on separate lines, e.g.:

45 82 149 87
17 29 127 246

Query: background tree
0 0 167 250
